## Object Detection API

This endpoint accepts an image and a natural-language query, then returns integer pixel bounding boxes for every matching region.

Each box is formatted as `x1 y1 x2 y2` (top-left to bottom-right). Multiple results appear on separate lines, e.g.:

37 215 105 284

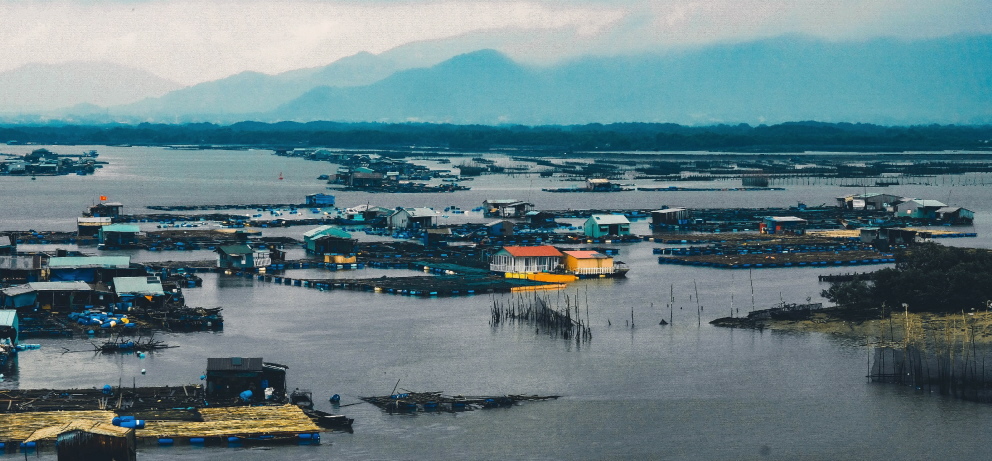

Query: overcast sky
2 0 990 86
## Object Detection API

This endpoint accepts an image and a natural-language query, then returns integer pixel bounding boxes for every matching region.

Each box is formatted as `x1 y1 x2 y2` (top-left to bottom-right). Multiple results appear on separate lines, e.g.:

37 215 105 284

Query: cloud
1 0 989 85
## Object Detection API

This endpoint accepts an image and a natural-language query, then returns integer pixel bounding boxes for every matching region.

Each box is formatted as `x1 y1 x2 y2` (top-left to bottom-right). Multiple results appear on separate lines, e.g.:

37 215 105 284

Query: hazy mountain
113 49 449 122
0 61 181 113
268 35 992 125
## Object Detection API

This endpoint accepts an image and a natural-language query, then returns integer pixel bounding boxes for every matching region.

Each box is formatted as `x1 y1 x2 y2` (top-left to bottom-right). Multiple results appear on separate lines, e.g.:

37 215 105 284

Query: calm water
2 146 992 460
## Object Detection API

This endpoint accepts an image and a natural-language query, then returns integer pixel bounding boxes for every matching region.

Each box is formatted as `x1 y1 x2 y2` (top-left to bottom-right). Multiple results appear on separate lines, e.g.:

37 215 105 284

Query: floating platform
0 404 323 452
362 391 559 414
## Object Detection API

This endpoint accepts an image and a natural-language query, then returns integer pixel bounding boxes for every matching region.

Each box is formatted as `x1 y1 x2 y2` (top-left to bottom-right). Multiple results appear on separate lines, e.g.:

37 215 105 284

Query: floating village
0 146 986 458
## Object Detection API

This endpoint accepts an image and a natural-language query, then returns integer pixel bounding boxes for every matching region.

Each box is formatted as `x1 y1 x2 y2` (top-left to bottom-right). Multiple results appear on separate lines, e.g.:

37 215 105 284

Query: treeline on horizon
1 121 991 152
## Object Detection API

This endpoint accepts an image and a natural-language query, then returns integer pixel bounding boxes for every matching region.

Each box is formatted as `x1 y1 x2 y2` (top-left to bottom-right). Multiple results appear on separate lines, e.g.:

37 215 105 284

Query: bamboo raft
362 391 559 413
0 405 322 450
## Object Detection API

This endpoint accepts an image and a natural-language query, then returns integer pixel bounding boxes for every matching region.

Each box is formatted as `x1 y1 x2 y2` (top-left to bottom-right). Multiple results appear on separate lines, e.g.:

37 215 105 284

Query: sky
2 0 991 86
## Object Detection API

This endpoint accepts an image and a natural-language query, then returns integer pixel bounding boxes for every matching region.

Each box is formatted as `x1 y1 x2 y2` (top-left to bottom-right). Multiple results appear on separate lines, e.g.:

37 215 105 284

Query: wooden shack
651 207 691 227
215 245 272 269
97 224 140 247
44 421 136 461
205 357 288 402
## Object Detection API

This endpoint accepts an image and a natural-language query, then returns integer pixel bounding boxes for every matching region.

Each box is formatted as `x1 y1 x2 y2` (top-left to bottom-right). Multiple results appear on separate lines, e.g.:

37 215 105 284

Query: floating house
0 235 14 255
483 199 531 218
48 256 135 283
651 207 691 227
215 245 272 269
489 246 563 273
0 309 17 370
859 227 931 247
935 206 975 224
112 276 166 309
98 224 140 247
388 208 436 229
836 193 905 211
525 211 556 228
305 193 335 207
205 357 288 402
303 226 352 253
86 202 124 218
760 216 808 235
561 250 629 278
0 255 44 284
0 281 104 311
586 178 613 191
584 215 631 238
77 217 113 237
487 220 516 237
892 199 947 219
349 168 384 187
48 421 137 461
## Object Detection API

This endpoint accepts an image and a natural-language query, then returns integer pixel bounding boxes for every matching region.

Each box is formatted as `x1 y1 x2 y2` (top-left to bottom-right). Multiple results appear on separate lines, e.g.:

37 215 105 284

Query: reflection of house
112 276 166 309
0 255 44 284
215 245 272 269
489 246 563 273
98 224 140 246
487 220 516 237
48 256 135 283
77 217 113 237
483 199 531 218
651 207 691 226
388 208 435 229
760 217 807 235
205 357 288 402
561 250 629 277
584 215 631 238
892 199 947 219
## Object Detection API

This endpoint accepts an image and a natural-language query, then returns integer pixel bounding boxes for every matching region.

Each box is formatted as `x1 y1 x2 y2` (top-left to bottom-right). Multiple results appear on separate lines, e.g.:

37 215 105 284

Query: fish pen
867 311 992 403
490 291 592 343
361 391 559 414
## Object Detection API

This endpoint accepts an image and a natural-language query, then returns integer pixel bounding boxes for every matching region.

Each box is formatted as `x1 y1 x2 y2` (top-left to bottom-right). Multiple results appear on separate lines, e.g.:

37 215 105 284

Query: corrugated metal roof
303 225 351 239
217 244 253 255
563 251 608 259
113 276 164 296
502 246 563 257
0 236 11 246
77 217 112 224
399 207 436 218
0 256 40 270
0 310 16 327
101 224 140 233
913 199 947 208
651 208 687 214
484 199 520 205
766 216 807 223
48 256 131 269
589 214 630 225
207 357 263 372
9 281 94 293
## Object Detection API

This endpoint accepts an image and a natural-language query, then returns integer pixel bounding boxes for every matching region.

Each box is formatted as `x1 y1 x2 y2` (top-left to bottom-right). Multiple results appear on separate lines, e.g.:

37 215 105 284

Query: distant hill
267 35 992 125
6 34 992 126
112 51 425 121
0 61 181 113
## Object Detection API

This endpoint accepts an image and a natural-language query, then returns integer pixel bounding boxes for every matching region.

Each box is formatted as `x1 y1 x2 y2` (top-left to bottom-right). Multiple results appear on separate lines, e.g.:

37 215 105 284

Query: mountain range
5 35 992 126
